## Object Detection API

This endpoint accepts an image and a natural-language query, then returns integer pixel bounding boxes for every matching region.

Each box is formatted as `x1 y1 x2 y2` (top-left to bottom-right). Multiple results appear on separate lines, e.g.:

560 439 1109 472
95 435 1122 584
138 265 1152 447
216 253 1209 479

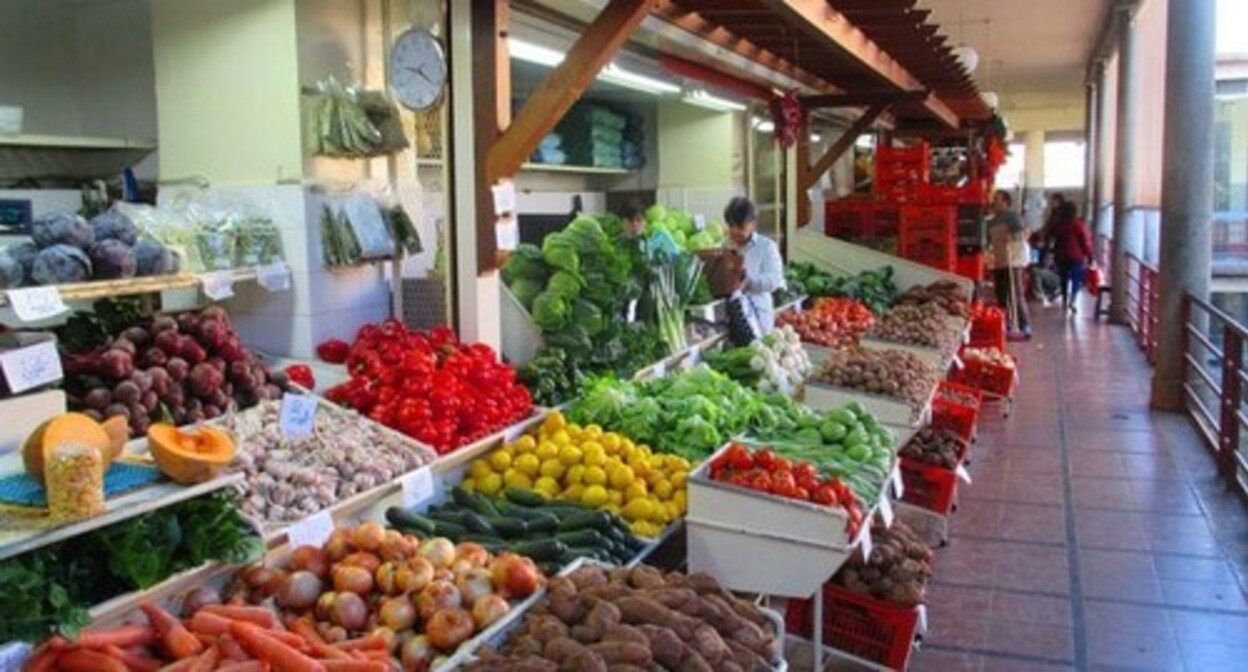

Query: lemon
550 430 572 447
503 470 533 489
608 490 623 506
645 470 664 487
534 476 560 498
581 484 609 508
558 445 583 467
608 465 636 490
514 453 541 477
478 472 503 496
622 498 653 522
469 459 493 480
673 490 687 514
513 435 537 453
664 501 681 521
631 521 659 538
648 497 670 524
543 411 567 434
600 433 620 451
460 477 477 493
584 448 607 469
671 471 688 488
583 424 604 441
563 483 586 501
624 481 649 502
667 455 691 471
653 479 674 500
603 503 622 516
488 451 512 472
536 441 559 461
540 459 566 480
566 464 586 485
636 444 653 457
584 466 608 487
620 438 635 453
628 457 650 479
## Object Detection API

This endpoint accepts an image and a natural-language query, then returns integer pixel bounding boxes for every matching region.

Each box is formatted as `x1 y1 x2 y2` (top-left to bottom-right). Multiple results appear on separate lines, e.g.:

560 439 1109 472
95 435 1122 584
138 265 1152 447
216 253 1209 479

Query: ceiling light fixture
684 89 747 112
599 64 681 95
507 37 563 67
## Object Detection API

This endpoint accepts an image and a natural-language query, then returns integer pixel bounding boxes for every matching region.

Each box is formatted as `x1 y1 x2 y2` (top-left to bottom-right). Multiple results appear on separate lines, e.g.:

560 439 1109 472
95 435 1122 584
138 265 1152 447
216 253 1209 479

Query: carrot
157 659 196 672
215 662 269 672
188 611 233 637
103 645 162 672
332 636 386 651
289 619 325 647
141 601 205 660
321 661 390 672
200 605 280 629
55 648 129 672
186 644 221 672
72 624 157 650
21 646 60 672
217 634 250 662
229 622 325 672
351 649 391 661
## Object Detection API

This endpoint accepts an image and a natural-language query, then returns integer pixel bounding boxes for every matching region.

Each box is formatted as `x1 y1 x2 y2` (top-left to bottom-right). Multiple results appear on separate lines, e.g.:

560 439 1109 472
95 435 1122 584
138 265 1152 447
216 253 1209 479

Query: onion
315 591 338 621
332 565 374 595
375 562 400 595
288 545 330 579
425 608 475 650
455 568 495 607
454 542 490 568
378 596 417 631
379 530 413 562
354 522 386 552
322 625 348 643
325 529 354 561
397 558 434 594
420 538 456 569
332 592 368 632
369 626 398 653
401 635 435 671
242 564 279 592
450 557 476 579
416 580 462 620
181 586 222 617
489 553 542 599
277 571 324 610
340 552 382 574
433 568 454 584
472 594 510 629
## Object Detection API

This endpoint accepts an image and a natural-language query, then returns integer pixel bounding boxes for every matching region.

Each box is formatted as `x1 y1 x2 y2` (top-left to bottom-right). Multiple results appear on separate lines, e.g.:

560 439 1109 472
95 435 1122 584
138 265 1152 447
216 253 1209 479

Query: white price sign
955 463 973 484
496 216 519 252
652 361 667 378
693 214 707 231
6 286 68 323
401 467 435 508
257 261 291 292
0 340 63 394
280 393 319 439
201 271 235 301
855 523 873 561
491 181 517 216
287 509 334 548
878 495 895 527
891 466 905 499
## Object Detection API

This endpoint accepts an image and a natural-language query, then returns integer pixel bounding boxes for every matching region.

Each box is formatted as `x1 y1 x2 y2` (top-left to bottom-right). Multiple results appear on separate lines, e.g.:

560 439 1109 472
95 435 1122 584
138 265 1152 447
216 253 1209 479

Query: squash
100 415 129 464
22 413 113 483
146 423 236 485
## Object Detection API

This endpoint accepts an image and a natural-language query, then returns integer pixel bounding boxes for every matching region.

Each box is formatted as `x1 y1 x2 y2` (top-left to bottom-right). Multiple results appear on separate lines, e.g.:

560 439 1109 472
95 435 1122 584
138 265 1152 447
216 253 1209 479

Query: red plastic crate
825 199 875 241
900 236 956 271
931 382 984 443
969 305 1006 351
899 457 960 515
955 251 985 283
950 350 1017 398
785 583 921 670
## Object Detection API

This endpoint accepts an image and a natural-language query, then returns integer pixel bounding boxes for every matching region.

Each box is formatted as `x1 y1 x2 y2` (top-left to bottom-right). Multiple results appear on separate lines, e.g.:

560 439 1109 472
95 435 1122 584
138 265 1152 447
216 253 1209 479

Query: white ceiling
918 0 1114 102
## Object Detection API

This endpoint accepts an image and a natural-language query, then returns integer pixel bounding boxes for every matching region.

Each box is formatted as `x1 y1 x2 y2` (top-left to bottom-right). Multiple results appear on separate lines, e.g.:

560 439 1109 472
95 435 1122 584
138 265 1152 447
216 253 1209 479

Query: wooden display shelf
0 269 262 309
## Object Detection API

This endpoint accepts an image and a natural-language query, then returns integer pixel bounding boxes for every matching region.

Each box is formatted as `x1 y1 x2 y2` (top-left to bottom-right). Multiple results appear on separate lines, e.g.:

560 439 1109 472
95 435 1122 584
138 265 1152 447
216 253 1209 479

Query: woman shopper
1049 200 1094 314
988 190 1031 340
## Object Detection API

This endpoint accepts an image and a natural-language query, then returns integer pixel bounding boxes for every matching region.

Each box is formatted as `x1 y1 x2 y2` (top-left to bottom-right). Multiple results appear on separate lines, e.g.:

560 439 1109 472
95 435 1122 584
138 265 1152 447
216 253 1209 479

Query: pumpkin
147 423 235 484
100 415 129 463
22 413 115 483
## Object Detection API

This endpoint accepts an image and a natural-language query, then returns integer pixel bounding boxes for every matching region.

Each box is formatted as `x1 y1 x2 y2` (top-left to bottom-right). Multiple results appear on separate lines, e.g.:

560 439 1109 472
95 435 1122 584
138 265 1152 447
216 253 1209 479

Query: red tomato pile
325 321 533 454
778 298 874 348
709 443 865 532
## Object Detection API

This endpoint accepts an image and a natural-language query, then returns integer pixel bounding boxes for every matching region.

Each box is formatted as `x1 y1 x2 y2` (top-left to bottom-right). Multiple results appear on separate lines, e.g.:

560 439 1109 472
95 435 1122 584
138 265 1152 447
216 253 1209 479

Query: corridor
910 303 1248 671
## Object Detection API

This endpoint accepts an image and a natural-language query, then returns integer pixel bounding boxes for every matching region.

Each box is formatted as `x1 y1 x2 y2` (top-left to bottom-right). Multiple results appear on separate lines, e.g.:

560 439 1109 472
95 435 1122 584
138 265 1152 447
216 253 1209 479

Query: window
1044 140 1087 189
996 142 1025 189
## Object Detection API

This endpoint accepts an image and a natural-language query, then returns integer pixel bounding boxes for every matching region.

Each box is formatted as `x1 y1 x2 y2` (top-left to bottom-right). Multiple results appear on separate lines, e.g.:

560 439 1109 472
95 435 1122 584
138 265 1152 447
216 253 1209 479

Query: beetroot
200 305 231 327
83 388 112 410
119 326 150 346
154 329 181 356
218 337 246 364
188 362 224 399
131 369 152 393
98 349 135 380
177 313 200 335
197 319 228 351
111 339 137 356
206 389 229 409
166 357 190 382
113 380 141 405
152 316 178 333
139 347 168 368
103 403 131 420
141 390 159 412
207 357 226 372
83 409 103 422
148 368 171 396
179 337 207 365
131 415 151 435
203 404 222 419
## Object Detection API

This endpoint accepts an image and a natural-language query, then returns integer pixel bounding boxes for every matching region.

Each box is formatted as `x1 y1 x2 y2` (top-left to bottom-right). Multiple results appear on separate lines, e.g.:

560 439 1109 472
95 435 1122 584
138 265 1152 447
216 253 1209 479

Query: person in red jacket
1048 201 1094 314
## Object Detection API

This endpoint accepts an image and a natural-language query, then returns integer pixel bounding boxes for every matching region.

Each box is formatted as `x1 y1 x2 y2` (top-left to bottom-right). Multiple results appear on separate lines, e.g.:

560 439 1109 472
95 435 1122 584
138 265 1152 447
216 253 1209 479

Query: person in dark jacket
1049 201 1094 314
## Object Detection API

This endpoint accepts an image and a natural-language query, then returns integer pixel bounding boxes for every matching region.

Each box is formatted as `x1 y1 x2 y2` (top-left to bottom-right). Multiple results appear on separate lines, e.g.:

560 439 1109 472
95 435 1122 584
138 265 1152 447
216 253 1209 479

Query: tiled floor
909 301 1248 672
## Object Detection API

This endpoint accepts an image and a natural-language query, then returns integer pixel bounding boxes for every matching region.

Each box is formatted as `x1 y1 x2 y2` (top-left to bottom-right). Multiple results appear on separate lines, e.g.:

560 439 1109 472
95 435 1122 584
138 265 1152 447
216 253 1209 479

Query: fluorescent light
684 90 747 112
507 38 563 67
599 64 680 95
754 120 775 133
811 133 823 143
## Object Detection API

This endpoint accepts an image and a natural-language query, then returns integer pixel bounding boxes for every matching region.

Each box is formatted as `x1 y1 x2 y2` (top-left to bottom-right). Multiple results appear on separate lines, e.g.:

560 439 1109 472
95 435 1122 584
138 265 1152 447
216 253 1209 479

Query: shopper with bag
988 190 1032 340
723 196 785 339
1049 201 1094 314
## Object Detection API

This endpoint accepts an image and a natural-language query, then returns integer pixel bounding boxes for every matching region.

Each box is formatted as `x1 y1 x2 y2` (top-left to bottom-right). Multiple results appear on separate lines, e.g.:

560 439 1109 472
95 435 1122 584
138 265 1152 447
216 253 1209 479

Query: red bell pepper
315 338 350 364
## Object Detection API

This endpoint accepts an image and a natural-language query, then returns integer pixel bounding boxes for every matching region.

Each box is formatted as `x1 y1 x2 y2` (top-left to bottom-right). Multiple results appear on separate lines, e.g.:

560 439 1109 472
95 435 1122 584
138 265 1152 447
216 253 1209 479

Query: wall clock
389 28 447 111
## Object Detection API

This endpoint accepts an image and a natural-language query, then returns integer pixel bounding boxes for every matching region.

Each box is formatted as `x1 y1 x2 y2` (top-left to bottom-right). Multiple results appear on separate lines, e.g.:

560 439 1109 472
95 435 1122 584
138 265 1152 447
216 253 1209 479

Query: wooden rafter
802 90 929 108
808 103 889 187
486 0 652 183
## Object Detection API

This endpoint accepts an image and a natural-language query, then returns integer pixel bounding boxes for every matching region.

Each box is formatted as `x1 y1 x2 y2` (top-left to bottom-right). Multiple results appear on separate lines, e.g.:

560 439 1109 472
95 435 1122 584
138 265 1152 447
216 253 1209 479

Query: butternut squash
100 415 130 464
146 423 235 484
22 413 113 483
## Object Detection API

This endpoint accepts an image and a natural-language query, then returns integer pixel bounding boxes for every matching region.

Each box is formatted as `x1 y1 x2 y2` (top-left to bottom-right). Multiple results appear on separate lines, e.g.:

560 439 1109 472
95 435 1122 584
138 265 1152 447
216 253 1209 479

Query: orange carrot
229 622 325 672
332 636 386 651
188 611 233 637
200 605 280 629
215 662 269 672
289 619 325 647
217 634 250 661
321 661 390 672
103 645 162 672
21 645 60 672
186 644 221 672
72 624 157 650
141 601 205 660
351 649 391 661
55 648 129 672
157 659 196 672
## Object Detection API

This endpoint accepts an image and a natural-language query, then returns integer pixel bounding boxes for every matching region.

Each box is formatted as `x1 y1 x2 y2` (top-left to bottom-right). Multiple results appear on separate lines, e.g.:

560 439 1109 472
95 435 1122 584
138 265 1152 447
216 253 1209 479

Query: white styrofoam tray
801 381 934 428
686 516 854 598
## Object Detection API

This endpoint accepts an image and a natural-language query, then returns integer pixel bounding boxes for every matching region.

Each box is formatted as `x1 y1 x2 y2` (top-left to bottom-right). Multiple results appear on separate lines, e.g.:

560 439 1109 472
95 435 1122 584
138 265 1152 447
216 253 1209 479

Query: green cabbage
532 290 571 331
511 278 544 309
541 235 579 274
572 298 605 336
547 270 583 299
502 243 548 285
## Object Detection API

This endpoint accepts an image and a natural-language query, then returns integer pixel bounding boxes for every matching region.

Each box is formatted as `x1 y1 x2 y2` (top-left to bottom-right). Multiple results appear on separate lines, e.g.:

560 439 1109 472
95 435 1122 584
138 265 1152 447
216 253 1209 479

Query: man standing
724 196 785 335
988 190 1032 340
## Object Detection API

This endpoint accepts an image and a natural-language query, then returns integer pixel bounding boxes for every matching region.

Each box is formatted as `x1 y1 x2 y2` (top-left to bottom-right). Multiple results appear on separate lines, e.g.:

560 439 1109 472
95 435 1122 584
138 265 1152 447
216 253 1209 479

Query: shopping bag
1084 265 1102 296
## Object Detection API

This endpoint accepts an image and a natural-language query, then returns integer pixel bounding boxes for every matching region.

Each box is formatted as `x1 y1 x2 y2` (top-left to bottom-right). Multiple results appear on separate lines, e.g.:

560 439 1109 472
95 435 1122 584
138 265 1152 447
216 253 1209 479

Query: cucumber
490 517 529 539
507 539 566 561
554 529 606 548
463 512 497 535
431 520 469 538
524 512 560 534
503 487 546 508
385 507 436 536
426 509 472 526
557 511 613 533
459 534 505 551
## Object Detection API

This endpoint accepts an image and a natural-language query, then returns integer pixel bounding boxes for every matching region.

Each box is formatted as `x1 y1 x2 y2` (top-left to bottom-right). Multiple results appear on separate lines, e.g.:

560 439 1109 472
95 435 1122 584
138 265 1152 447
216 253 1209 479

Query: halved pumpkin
22 413 113 483
147 423 236 485
100 415 130 463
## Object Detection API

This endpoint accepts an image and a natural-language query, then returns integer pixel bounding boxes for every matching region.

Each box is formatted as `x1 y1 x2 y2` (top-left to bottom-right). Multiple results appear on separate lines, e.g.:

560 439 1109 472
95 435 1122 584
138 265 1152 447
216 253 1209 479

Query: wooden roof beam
801 89 929 108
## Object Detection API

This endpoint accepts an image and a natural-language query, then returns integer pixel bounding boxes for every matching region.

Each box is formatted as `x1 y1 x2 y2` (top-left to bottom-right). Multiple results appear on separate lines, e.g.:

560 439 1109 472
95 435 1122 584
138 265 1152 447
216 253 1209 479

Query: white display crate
686 516 854 598
801 381 934 428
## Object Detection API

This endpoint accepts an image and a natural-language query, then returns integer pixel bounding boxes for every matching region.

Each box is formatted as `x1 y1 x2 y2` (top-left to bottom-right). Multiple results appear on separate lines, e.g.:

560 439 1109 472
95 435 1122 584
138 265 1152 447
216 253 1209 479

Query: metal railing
1182 295 1248 500
1123 251 1160 364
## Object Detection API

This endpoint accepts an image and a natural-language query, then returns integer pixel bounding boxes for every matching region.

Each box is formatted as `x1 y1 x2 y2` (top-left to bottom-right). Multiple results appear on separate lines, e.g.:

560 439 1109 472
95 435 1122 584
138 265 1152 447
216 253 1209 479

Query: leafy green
510 278 545 310
547 270 584 299
55 298 145 354
541 234 580 274
501 243 548 285
519 348 586 407
781 263 898 314
532 290 572 331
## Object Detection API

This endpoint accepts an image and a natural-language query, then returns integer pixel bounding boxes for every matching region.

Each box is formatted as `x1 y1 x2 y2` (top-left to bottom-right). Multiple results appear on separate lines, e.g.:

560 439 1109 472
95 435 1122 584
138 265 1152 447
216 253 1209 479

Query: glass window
996 142 1025 189
1044 140 1087 189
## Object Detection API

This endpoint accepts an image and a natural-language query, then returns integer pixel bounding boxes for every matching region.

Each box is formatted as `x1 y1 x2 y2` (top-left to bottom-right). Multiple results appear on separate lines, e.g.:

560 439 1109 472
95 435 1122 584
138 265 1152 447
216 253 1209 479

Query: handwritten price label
956 463 973 484
855 523 873 561
201 271 235 301
878 494 895 527
652 361 667 378
491 181 517 216
7 286 68 323
257 262 291 292
891 466 905 499
0 339 63 394
280 393 319 439
287 509 334 548
401 467 435 508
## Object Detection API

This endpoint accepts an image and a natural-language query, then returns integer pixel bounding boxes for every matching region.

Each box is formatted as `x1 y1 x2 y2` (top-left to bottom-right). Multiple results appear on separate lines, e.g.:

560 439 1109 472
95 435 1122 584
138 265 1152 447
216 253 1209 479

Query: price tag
682 346 700 371
0 642 32 670
626 299 639 323
491 181 516 215
257 261 291 292
287 509 334 548
878 495 895 527
496 216 519 252
891 466 905 499
917 604 929 634
653 361 667 378
0 339 63 394
854 523 873 561
955 463 973 484
693 214 707 231
280 393 319 439
201 270 235 301
401 467 434 508
6 286 68 323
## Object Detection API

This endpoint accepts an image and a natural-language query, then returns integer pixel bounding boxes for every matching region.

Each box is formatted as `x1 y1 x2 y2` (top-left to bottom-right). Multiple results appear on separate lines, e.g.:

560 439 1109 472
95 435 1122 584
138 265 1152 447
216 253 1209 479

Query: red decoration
770 90 804 149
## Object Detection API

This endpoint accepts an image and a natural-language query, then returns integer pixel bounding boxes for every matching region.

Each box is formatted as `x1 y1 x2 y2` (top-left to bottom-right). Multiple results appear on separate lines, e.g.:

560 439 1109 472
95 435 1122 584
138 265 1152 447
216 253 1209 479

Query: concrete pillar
1023 130 1047 229
1152 0 1216 410
1110 6 1139 324
1084 78 1099 226
1093 62 1112 241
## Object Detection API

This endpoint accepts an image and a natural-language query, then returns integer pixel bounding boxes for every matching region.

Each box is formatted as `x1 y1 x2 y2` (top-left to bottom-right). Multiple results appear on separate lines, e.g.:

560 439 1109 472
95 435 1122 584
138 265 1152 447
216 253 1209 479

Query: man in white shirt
724 196 786 333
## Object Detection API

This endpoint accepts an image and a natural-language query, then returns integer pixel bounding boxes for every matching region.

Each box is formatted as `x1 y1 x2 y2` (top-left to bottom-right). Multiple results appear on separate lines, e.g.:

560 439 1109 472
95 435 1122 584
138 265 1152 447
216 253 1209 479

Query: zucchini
426 509 472 526
557 511 613 533
524 513 560 534
431 520 469 538
385 507 436 536
490 517 530 539
555 529 607 548
503 487 546 508
462 512 497 536
453 487 500 517
507 538 566 561
459 534 505 551
561 546 609 563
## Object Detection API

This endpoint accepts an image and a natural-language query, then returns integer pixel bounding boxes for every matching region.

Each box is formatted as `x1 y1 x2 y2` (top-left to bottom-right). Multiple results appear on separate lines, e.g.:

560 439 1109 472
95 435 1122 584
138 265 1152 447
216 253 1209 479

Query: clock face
389 29 447 111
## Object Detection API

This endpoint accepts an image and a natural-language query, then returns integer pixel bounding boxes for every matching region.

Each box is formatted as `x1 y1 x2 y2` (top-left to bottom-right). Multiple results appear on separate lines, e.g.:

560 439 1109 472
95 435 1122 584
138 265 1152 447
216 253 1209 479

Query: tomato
812 484 840 507
772 457 793 474
770 470 797 496
793 462 818 483
794 487 810 502
749 472 773 493
754 449 777 470
721 444 753 471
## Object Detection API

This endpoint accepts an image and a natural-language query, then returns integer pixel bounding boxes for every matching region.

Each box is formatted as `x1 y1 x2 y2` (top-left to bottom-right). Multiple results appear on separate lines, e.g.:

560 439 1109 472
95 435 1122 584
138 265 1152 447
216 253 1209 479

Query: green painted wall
656 101 736 188
150 0 303 184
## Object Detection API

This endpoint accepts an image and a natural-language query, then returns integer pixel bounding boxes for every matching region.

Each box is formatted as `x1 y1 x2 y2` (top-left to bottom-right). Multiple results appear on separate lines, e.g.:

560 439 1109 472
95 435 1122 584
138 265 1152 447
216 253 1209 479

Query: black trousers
992 267 1031 332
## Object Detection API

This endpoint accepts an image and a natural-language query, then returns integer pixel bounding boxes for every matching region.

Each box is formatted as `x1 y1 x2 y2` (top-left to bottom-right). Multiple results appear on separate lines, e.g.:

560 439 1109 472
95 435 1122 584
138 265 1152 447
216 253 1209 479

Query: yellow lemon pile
462 411 689 537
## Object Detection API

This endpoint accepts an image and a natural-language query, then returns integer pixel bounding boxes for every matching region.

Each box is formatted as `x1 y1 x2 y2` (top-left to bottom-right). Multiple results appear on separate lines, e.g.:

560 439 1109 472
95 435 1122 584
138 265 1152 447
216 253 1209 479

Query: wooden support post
471 0 509 274
796 103 888 226
486 0 653 183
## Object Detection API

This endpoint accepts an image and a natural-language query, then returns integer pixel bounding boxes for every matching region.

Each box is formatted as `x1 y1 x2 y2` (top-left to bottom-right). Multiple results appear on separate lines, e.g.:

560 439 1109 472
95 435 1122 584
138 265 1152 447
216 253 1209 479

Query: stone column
1023 130 1047 230
1152 0 1216 410
1110 6 1139 324
1084 77 1099 227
